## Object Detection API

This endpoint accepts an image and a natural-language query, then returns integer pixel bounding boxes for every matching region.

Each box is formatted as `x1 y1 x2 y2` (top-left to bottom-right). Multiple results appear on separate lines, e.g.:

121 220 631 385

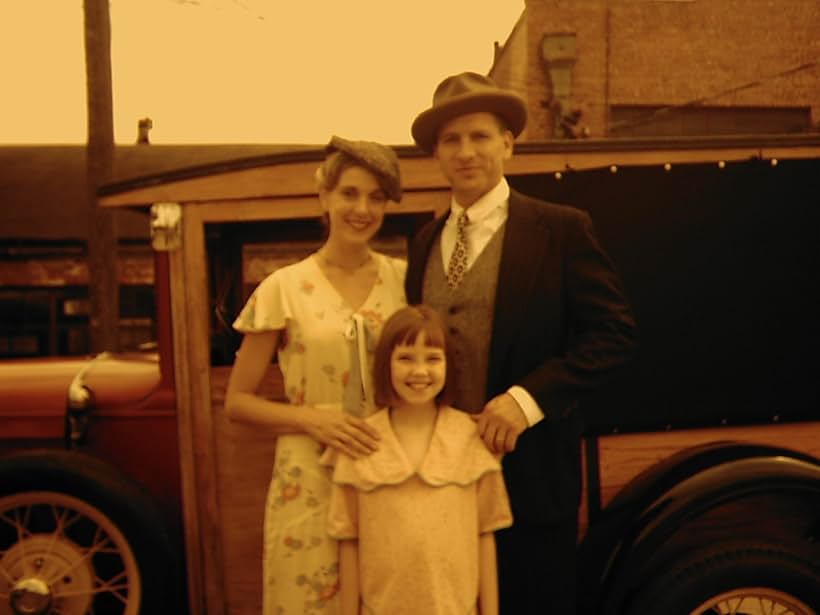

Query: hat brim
411 92 528 153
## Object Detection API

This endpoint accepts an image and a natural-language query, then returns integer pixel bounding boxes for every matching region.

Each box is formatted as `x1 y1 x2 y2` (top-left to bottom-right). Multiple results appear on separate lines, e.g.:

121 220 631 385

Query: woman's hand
303 407 380 458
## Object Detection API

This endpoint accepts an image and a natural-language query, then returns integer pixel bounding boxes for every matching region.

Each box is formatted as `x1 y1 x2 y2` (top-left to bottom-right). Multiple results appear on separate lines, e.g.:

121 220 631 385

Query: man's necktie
447 211 469 289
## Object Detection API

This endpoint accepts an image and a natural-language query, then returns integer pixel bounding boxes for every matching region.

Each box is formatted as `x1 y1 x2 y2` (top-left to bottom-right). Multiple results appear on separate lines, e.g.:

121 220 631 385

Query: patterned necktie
447 211 469 289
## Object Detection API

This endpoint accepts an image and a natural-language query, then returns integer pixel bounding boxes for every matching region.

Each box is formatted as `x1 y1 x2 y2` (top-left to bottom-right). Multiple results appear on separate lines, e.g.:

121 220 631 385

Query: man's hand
474 393 528 454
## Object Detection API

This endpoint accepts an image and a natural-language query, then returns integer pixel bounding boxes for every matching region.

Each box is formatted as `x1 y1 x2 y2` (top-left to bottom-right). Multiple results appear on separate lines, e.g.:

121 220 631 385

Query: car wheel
0 451 179 615
625 541 820 615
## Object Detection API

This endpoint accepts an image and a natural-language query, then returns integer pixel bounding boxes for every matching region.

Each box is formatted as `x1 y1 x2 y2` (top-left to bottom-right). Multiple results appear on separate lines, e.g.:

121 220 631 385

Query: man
405 72 638 614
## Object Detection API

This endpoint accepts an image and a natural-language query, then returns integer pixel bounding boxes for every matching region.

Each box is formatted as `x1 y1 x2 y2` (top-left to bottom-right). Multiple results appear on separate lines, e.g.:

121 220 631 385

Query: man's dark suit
405 188 638 613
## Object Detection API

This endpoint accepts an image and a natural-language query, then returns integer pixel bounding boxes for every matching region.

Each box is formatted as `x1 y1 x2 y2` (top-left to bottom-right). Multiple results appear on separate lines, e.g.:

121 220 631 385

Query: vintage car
1 134 819 614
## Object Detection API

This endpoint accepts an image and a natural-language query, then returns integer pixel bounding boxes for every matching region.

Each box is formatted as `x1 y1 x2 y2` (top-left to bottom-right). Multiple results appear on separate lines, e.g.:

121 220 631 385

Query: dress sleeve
232 270 290 333
388 256 408 284
377 255 407 307
327 483 359 540
476 470 513 534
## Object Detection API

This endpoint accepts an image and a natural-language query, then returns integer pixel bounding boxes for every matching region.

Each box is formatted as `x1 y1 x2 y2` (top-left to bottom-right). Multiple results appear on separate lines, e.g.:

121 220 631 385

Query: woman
225 136 407 614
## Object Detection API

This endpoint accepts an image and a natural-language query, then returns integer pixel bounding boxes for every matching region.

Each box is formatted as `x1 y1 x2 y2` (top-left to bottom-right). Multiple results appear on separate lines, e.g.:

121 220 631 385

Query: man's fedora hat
411 72 528 153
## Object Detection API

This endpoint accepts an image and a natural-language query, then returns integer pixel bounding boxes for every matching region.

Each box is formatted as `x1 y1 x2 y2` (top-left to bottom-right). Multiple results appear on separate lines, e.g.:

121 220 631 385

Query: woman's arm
338 539 360 615
478 532 499 615
225 331 379 458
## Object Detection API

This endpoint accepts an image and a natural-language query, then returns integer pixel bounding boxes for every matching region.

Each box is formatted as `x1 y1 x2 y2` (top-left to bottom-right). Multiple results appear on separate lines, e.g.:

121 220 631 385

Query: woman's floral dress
233 253 406 615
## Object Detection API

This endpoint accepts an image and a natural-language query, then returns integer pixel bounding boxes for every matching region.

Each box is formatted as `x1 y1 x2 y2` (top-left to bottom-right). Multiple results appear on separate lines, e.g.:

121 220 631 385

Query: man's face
433 112 513 208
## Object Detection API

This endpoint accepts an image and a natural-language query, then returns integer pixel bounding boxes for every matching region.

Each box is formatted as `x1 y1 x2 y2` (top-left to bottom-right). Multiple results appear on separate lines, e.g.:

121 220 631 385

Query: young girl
320 305 512 615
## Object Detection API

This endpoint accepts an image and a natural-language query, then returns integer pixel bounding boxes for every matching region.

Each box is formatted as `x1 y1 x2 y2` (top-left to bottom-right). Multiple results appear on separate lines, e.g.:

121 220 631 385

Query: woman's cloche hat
411 72 528 153
325 135 402 202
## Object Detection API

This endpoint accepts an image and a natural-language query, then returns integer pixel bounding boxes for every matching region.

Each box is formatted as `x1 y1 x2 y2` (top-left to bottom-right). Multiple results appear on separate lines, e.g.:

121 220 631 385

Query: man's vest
422 225 505 413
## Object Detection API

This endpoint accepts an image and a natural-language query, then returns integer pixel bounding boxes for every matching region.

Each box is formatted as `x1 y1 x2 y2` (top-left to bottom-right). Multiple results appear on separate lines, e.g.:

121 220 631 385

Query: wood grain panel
100 140 820 209
171 207 228 615
211 365 284 615
597 422 820 508
192 190 450 224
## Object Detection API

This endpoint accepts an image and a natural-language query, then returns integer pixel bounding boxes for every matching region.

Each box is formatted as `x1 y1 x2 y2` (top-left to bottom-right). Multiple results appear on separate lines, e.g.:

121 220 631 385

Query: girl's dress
233 253 406 615
322 406 513 615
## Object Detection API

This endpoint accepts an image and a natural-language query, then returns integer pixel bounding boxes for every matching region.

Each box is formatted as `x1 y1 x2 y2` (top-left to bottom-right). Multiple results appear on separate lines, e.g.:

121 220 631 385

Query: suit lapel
489 191 550 386
407 214 447 303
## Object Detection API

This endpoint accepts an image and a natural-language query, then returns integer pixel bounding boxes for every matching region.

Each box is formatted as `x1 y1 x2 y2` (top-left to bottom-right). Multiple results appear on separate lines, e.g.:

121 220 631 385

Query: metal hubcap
10 578 52 615
0 491 141 615
1 534 93 615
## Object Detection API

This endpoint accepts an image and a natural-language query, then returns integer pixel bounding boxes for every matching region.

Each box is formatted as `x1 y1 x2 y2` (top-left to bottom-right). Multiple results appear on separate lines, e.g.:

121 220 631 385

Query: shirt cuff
507 386 545 427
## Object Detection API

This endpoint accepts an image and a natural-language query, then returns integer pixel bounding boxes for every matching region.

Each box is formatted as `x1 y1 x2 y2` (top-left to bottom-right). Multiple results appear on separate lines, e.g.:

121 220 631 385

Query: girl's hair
373 305 457 408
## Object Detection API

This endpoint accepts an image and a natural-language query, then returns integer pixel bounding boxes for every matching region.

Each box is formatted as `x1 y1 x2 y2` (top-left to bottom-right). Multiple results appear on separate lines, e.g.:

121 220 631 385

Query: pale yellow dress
233 253 407 615
322 407 513 615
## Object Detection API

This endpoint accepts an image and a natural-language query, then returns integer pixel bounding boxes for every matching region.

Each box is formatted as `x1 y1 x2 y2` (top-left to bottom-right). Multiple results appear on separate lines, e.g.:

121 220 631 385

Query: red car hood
0 352 162 417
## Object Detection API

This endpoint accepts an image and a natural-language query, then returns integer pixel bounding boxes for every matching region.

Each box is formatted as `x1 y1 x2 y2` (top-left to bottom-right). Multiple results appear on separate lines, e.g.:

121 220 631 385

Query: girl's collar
323 407 503 491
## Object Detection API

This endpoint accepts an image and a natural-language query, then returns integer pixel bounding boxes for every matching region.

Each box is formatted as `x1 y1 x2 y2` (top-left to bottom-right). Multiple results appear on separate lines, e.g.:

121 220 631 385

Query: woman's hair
315 150 394 199
372 304 457 408
315 150 357 193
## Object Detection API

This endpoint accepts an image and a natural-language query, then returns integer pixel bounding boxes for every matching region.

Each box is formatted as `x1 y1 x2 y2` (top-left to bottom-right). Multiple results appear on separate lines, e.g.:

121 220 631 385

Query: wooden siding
98 137 820 209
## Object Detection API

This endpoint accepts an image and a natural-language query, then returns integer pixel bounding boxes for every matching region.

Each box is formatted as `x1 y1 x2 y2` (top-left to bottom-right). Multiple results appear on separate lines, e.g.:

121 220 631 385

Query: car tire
0 450 180 615
625 540 820 615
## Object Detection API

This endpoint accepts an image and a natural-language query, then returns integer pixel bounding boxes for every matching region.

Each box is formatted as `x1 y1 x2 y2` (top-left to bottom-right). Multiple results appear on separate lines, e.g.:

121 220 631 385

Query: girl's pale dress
322 407 513 615
233 254 406 615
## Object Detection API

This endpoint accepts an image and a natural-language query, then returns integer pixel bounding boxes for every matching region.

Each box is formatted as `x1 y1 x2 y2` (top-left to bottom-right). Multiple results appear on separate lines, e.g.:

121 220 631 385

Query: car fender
579 440 820 614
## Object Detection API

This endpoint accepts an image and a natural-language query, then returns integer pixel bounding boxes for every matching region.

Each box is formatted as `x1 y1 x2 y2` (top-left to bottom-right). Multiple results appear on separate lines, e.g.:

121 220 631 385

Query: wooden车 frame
98 134 820 614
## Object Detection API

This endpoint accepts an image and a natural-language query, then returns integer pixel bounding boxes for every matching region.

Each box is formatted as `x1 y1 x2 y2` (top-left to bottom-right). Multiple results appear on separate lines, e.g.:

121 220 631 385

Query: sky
1 0 524 145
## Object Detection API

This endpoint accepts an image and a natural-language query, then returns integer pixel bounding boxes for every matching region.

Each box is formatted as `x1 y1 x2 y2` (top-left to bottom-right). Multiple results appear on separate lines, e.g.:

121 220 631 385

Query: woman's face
320 166 388 245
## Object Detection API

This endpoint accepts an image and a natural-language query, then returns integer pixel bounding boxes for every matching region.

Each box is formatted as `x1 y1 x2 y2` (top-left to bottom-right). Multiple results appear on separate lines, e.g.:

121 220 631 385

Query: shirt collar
449 178 510 225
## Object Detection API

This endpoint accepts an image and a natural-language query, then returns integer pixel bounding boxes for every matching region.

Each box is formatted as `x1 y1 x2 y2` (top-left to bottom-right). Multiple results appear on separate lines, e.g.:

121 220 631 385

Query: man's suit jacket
406 188 638 524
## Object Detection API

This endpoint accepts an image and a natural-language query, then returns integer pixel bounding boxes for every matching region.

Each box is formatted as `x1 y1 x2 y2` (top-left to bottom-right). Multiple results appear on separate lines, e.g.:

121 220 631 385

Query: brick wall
493 0 820 139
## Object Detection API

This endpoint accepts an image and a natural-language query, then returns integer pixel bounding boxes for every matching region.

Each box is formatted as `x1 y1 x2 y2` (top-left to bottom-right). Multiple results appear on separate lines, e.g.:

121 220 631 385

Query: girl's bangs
398 321 445 348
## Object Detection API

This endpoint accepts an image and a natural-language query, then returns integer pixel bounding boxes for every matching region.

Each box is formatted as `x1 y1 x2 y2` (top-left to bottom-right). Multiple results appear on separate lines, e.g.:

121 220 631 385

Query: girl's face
320 165 388 245
390 331 446 407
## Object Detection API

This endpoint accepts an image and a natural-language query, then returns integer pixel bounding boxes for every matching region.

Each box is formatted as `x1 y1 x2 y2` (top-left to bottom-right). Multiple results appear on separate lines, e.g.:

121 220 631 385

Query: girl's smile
390 332 446 406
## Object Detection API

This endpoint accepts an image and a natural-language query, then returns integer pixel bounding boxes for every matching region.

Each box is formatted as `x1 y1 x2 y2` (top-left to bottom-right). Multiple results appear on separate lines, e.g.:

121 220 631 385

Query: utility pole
83 0 119 352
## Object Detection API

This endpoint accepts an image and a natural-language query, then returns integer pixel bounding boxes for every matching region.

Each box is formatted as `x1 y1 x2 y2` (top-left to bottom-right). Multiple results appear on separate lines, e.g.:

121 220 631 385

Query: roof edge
97 133 820 198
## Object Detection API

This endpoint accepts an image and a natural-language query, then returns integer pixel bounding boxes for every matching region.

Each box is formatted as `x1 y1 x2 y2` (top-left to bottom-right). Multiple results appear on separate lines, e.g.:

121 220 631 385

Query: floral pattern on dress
286 375 307 407
269 448 321 512
321 364 337 383
359 307 386 332
234 254 407 615
296 563 340 614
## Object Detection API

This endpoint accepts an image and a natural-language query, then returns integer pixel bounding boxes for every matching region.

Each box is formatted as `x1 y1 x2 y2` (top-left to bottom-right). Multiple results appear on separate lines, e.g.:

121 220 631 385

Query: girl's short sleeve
232 271 290 333
476 471 513 534
327 483 359 540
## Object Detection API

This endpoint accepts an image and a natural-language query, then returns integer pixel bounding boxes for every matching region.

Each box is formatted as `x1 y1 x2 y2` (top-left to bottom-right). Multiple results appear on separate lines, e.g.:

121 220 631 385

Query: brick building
5 2 819 357
490 0 820 140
